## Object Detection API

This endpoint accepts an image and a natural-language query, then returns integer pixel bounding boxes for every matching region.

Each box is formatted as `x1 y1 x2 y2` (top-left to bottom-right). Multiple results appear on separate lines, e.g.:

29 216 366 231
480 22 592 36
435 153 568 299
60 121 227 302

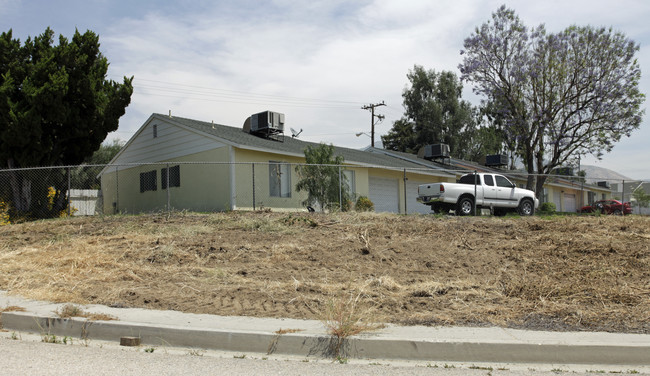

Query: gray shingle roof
158 113 453 176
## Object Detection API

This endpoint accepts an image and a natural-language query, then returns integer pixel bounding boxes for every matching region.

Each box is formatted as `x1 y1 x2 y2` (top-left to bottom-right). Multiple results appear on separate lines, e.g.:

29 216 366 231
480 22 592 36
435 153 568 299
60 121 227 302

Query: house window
140 170 157 192
153 124 158 138
269 161 291 198
343 170 355 196
161 165 180 189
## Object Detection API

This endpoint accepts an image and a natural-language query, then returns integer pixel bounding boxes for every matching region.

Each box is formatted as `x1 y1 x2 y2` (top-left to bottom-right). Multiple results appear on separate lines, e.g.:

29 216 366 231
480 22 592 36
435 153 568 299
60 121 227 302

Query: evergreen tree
382 66 491 160
0 28 132 217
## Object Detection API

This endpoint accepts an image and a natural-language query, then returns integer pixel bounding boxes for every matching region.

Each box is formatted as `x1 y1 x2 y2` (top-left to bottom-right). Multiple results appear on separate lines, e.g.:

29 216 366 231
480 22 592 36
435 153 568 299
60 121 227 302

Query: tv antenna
290 127 303 138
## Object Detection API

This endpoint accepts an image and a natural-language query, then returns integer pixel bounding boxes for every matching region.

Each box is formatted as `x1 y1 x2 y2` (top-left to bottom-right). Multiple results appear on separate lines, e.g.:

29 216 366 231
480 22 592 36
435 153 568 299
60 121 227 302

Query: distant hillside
581 165 633 185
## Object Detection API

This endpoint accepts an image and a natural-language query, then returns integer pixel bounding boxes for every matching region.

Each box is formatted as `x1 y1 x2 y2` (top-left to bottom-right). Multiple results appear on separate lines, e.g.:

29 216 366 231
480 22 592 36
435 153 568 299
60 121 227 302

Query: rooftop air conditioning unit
597 181 611 189
553 167 574 176
250 111 285 133
421 144 450 160
485 154 508 167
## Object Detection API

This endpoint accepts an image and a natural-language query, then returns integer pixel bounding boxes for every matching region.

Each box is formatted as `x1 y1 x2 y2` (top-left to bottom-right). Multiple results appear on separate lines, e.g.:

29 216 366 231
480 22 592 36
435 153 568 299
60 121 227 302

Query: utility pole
361 101 385 148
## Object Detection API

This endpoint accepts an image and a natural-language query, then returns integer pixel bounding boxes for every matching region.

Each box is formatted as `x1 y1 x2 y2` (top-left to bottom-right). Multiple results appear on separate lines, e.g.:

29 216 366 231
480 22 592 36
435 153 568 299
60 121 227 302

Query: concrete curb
2 311 649 365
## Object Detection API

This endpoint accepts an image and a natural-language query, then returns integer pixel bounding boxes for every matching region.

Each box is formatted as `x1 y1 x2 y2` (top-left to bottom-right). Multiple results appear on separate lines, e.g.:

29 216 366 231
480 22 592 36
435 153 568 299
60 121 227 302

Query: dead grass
1 306 26 313
0 212 648 333
55 303 117 321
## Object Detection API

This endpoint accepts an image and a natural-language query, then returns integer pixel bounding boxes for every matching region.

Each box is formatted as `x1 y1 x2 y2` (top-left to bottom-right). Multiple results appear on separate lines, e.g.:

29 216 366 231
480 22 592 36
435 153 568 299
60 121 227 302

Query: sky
1 0 649 179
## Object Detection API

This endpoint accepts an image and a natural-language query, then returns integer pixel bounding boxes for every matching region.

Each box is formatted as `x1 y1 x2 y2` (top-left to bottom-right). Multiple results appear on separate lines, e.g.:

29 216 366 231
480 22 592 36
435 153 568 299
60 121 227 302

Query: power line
136 90 360 109
111 76 368 108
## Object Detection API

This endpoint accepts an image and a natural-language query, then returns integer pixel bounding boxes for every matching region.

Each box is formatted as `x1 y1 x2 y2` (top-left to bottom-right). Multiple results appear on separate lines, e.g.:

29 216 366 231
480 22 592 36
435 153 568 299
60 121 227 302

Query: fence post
67 166 71 216
115 166 119 214
621 179 625 204
403 168 407 215
473 170 478 216
252 163 256 211
166 163 170 213
338 166 342 212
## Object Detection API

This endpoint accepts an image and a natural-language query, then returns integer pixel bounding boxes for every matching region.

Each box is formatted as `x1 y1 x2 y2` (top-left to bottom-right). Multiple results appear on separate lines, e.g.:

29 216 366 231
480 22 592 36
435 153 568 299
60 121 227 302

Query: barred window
140 170 157 192
161 165 180 189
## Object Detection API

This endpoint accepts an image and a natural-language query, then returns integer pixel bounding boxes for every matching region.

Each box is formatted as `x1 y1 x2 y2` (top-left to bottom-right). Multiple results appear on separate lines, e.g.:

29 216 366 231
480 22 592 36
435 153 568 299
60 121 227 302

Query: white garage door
369 177 399 213
406 180 433 214
564 194 576 213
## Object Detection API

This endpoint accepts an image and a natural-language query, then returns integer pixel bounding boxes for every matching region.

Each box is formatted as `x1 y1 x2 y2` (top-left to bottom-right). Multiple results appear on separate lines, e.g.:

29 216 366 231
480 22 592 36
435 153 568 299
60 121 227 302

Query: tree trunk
7 159 32 213
524 147 536 192
535 175 547 202
534 151 547 202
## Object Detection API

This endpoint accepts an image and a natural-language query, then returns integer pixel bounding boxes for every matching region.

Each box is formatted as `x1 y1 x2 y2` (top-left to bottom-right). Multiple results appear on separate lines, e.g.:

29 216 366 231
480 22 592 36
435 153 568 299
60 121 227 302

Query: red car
580 200 632 215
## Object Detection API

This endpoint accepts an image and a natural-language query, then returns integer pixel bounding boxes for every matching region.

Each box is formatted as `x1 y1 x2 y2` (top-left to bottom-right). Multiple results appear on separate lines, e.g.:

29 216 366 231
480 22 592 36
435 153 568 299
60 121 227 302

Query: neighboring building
98 113 455 215
370 148 612 213
612 180 650 215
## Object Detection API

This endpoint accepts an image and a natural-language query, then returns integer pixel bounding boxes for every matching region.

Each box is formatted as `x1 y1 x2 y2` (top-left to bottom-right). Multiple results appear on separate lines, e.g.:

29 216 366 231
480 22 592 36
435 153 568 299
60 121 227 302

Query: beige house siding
109 117 225 170
232 148 306 211
100 147 231 214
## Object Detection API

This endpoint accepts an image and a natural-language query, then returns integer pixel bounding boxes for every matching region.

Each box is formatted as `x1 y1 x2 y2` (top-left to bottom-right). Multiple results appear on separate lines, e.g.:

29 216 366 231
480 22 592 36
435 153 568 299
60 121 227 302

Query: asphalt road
1 335 647 376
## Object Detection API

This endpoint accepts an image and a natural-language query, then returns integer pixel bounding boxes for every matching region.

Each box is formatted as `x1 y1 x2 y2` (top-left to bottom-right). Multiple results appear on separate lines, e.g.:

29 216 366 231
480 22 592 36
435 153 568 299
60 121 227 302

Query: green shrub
354 196 374 212
0 199 10 225
538 202 556 214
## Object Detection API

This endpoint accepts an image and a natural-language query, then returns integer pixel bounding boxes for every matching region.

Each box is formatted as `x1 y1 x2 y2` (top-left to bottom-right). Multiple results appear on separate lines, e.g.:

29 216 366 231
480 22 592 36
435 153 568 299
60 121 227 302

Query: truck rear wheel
456 197 474 216
517 199 534 216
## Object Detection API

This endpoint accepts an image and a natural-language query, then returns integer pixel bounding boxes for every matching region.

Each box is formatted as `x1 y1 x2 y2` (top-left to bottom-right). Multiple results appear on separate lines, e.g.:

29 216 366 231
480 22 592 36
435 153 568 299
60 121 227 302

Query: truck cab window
459 174 482 185
495 175 514 188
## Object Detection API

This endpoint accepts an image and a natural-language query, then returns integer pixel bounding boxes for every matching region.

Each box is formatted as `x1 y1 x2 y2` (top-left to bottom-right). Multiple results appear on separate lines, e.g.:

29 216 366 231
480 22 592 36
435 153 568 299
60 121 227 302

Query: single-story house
99 112 456 214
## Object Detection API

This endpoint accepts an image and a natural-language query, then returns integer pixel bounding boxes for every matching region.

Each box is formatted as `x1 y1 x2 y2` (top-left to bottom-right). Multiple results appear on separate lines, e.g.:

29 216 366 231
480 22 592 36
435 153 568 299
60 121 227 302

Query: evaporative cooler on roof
420 144 450 161
243 111 285 142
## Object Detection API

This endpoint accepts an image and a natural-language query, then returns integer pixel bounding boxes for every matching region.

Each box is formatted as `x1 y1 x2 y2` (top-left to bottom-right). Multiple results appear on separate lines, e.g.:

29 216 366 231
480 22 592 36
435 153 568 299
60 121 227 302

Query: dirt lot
1 212 648 333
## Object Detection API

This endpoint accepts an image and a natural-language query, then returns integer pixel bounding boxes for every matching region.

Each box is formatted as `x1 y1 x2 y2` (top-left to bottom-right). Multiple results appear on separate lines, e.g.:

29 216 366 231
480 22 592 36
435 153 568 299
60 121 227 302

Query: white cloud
6 0 643 177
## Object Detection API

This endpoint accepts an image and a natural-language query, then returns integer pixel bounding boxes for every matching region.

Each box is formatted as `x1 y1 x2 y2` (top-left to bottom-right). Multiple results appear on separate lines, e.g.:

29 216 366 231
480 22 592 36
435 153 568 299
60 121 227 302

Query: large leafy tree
0 28 133 217
459 6 644 198
382 66 494 160
295 143 350 212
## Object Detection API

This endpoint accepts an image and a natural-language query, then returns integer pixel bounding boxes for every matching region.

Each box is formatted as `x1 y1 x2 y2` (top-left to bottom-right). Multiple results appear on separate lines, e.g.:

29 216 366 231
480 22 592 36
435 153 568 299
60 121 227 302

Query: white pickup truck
417 173 539 216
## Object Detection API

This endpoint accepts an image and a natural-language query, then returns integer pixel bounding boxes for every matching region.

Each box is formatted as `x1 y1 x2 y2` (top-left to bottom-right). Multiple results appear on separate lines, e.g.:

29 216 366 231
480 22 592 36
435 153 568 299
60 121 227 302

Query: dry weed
0 212 648 333
320 290 384 357
1 305 26 313
55 303 117 321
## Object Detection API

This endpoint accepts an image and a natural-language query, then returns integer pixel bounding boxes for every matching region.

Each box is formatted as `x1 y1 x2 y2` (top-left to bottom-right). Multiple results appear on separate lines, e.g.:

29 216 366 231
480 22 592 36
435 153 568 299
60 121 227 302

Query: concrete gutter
2 291 649 365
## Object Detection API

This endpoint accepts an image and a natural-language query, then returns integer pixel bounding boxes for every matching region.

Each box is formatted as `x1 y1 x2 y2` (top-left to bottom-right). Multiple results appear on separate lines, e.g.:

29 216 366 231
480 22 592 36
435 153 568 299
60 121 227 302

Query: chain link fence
1 162 648 221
